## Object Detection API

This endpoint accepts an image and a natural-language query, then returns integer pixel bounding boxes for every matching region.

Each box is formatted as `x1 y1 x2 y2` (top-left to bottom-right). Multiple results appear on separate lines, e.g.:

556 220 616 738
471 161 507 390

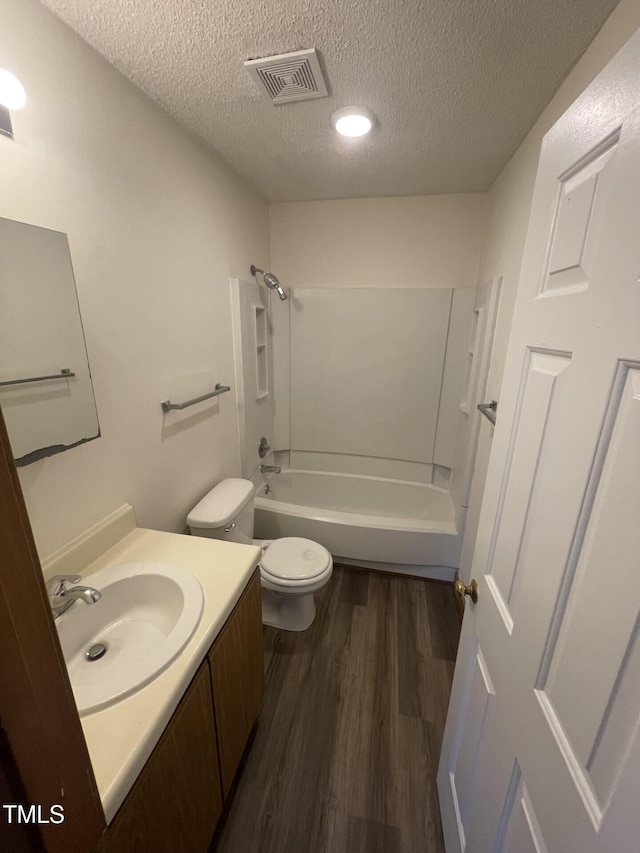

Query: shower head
250 265 288 301
263 271 281 290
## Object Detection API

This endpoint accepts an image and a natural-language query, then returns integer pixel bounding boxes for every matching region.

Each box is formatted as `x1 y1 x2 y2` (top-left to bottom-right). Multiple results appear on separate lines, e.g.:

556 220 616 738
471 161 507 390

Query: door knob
455 578 478 603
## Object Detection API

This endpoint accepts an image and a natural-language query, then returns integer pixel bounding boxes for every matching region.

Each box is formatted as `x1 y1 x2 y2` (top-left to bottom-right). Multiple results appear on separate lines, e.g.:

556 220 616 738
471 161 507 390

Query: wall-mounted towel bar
161 383 231 413
0 368 75 388
477 400 497 426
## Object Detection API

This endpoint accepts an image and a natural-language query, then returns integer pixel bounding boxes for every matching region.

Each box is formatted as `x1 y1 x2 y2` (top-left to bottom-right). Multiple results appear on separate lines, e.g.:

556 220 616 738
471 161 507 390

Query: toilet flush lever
225 522 236 533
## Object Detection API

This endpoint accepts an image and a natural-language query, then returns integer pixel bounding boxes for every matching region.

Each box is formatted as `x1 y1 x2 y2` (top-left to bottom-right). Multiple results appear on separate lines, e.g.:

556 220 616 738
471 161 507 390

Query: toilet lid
260 537 331 581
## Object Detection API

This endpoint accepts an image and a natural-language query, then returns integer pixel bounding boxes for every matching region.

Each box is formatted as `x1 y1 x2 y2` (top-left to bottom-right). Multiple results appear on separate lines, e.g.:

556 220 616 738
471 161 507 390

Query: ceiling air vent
244 48 328 105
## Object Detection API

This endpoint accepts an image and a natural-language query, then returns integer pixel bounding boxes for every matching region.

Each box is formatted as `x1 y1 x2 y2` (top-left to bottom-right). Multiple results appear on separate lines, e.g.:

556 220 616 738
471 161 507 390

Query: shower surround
233 282 483 578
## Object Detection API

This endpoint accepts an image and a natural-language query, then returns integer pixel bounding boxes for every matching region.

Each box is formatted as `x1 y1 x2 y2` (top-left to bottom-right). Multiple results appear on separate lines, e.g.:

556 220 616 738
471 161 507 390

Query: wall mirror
0 217 100 466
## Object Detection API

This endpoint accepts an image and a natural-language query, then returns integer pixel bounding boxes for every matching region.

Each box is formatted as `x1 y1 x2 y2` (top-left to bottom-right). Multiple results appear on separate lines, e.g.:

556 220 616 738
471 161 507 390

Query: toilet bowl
257 536 333 631
187 478 332 632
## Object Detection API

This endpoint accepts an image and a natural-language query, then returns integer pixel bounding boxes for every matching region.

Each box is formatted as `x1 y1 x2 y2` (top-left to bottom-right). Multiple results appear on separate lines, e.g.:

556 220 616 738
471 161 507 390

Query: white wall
271 288 291 452
269 194 486 290
280 287 475 486
0 0 270 558
289 287 452 467
458 0 640 578
269 194 487 468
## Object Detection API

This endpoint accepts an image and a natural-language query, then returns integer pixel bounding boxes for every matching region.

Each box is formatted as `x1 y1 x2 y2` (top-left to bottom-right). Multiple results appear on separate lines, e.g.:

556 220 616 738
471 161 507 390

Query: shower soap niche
255 306 268 399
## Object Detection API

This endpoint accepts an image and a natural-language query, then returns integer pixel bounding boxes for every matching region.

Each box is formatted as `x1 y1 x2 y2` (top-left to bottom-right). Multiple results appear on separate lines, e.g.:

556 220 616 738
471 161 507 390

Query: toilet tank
187 478 255 545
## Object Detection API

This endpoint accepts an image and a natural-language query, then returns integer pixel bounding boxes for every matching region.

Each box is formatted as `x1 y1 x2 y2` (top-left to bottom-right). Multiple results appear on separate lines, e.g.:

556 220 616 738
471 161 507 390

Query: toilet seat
260 537 331 585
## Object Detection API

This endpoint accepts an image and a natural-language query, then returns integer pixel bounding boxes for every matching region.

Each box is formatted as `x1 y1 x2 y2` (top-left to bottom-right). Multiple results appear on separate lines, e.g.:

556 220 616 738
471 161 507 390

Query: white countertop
43 506 262 824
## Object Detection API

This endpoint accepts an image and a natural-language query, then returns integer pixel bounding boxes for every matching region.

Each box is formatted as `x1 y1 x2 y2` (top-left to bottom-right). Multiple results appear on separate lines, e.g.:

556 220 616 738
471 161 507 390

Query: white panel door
438 29 640 853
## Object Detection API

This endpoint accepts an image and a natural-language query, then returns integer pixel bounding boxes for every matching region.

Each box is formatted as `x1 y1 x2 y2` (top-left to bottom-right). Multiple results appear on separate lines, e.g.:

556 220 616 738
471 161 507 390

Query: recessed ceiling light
0 69 26 110
331 106 375 137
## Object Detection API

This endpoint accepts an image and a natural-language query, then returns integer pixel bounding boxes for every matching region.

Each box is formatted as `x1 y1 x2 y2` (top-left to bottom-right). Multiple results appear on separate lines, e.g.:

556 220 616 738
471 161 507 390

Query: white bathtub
254 469 461 578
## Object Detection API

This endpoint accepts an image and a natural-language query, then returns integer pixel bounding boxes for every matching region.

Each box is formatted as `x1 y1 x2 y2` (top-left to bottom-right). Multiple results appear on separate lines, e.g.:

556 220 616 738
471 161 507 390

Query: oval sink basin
56 561 204 716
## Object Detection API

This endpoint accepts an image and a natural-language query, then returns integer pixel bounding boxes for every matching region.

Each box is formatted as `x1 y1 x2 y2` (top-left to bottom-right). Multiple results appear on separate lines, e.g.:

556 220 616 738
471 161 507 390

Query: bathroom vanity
42 505 264 852
96 569 263 852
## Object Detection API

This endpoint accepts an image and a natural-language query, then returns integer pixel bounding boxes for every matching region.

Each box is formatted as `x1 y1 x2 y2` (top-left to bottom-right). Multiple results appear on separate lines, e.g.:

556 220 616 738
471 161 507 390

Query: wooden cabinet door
209 568 264 797
97 663 222 853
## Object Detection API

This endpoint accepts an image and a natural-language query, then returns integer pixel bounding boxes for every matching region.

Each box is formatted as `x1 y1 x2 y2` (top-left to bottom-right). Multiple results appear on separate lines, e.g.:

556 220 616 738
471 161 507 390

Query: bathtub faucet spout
260 464 281 474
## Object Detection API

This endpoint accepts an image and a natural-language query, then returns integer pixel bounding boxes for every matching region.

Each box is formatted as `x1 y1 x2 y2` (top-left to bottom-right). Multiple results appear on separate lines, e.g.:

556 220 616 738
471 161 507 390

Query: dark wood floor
212 566 461 853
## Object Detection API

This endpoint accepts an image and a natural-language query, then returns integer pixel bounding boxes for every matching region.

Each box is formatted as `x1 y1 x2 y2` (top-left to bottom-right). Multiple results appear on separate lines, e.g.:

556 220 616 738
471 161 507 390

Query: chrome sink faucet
259 464 281 474
46 574 102 619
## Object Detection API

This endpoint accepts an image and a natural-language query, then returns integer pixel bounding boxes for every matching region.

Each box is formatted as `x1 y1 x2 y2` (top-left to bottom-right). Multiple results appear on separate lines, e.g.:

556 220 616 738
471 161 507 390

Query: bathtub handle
258 436 271 459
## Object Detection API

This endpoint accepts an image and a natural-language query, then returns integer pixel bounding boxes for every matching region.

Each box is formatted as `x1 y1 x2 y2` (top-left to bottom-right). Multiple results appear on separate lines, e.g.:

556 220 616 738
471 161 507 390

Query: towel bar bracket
477 400 498 426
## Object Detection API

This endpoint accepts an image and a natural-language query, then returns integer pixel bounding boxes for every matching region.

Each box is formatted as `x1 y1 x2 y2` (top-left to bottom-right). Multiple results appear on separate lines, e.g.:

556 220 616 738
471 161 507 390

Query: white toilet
187 478 333 632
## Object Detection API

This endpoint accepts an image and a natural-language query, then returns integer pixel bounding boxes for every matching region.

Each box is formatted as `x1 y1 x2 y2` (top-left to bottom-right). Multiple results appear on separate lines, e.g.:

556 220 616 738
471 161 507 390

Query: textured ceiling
38 0 620 201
